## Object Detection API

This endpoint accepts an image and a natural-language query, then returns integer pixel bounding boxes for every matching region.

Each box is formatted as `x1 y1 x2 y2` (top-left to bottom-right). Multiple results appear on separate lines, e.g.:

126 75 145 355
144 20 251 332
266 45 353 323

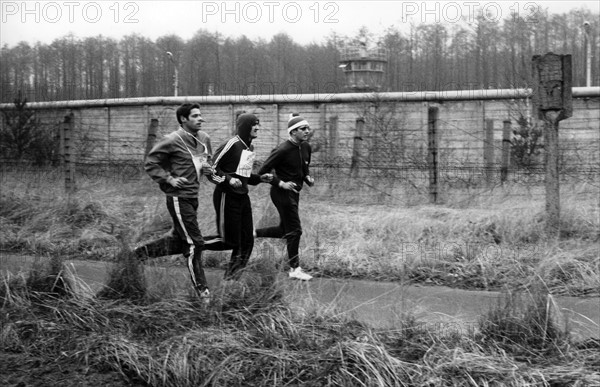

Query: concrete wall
1 90 598 169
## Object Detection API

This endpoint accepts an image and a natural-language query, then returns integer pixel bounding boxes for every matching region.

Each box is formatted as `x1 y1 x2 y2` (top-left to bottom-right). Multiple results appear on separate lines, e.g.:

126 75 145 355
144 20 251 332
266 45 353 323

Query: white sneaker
195 287 211 304
289 267 312 281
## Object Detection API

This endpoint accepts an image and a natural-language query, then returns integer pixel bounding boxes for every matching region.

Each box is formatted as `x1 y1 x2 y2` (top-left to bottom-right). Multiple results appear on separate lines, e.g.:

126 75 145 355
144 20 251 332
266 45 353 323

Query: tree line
0 7 597 103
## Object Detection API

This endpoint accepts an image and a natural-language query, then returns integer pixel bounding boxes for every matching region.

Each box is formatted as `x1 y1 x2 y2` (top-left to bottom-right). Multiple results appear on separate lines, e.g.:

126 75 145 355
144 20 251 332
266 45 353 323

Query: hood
236 113 259 145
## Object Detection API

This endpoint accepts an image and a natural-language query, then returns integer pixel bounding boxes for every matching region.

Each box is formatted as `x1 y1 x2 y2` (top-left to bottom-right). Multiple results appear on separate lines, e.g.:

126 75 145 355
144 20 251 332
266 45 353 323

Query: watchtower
339 40 388 92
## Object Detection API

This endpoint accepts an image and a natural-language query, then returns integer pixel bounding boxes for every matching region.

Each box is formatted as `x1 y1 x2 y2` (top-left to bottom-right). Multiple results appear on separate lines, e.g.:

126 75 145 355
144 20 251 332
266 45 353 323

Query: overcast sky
1 1 598 47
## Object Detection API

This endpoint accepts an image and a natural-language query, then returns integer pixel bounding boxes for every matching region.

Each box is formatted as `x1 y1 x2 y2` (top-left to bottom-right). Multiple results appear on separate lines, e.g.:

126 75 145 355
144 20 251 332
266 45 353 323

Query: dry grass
1 253 599 386
478 282 570 358
1 166 598 297
297 185 599 295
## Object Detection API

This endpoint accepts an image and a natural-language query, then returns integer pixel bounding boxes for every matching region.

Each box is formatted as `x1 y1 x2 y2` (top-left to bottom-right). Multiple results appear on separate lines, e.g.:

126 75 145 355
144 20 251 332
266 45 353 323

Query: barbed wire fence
1 96 598 215
306 99 598 209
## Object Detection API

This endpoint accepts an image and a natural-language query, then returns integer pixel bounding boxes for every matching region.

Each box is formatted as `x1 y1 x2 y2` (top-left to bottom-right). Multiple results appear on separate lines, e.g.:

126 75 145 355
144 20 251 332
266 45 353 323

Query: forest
0 7 598 103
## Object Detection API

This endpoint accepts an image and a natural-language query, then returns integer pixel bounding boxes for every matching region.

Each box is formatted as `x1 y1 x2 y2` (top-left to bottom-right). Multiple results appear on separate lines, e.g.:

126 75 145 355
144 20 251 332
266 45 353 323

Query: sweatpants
255 186 302 269
135 196 208 291
203 188 254 280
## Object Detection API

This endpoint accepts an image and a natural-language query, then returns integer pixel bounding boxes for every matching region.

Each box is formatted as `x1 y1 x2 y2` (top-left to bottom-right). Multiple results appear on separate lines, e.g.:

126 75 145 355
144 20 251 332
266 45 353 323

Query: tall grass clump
96 239 147 301
478 282 570 358
0 187 119 258
0 272 30 309
25 255 72 297
214 255 284 316
0 255 72 306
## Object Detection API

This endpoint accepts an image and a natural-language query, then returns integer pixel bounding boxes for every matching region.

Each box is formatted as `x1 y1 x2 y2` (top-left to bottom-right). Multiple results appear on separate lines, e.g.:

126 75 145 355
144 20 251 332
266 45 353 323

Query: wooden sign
531 52 572 238
531 53 572 121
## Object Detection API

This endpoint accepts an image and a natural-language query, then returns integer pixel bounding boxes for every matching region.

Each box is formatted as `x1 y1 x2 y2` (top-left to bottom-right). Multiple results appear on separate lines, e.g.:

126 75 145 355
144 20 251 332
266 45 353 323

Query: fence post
106 107 111 164
312 103 327 159
501 120 511 183
532 53 572 238
229 104 236 137
61 113 75 193
319 103 326 138
350 117 364 178
329 115 338 159
272 104 279 145
544 112 561 237
145 118 159 157
428 106 439 204
484 119 494 185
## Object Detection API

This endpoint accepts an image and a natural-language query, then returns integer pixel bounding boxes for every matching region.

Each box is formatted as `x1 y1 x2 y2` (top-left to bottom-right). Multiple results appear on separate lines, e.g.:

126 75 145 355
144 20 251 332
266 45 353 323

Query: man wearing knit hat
204 113 273 280
255 113 314 281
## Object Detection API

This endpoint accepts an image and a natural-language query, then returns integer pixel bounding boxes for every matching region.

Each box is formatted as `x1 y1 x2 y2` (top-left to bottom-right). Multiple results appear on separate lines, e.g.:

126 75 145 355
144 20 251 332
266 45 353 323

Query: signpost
531 53 572 237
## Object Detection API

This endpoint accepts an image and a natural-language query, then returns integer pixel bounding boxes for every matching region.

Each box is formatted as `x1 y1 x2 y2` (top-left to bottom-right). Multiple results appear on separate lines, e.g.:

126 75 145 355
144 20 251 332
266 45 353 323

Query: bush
479 283 569 357
0 96 59 165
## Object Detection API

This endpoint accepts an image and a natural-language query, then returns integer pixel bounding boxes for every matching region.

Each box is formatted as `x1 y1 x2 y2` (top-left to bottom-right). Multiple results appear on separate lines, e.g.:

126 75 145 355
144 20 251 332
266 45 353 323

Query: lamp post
166 51 179 96
583 22 592 87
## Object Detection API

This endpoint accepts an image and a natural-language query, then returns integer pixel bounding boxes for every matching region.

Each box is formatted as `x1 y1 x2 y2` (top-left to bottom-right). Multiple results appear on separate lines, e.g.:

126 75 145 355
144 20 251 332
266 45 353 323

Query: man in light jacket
135 103 213 301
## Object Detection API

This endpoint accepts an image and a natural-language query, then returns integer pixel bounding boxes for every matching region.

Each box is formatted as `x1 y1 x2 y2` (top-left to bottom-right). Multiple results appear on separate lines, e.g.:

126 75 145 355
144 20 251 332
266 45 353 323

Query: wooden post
427 106 439 204
106 107 111 163
543 111 560 237
272 104 279 144
319 103 326 138
350 117 364 178
228 104 235 136
501 120 511 183
315 103 326 159
532 52 573 237
484 119 494 185
329 115 338 159
61 113 75 193
145 118 159 157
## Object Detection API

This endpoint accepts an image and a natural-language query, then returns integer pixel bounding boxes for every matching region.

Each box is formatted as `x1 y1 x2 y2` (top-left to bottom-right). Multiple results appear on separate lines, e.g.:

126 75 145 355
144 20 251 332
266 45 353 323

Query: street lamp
166 51 179 96
583 21 592 87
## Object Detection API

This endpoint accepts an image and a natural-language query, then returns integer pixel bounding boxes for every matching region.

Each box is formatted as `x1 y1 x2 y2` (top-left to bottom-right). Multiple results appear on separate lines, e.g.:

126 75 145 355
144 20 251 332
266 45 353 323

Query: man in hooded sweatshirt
205 113 272 280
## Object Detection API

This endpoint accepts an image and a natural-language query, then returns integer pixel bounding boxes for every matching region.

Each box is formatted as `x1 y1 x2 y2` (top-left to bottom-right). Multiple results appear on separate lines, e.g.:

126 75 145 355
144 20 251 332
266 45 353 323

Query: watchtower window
370 62 382 71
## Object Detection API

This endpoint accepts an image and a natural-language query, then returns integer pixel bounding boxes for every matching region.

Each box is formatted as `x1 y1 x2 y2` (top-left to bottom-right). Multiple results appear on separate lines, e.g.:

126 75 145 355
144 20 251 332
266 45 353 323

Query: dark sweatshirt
258 139 312 191
208 113 262 195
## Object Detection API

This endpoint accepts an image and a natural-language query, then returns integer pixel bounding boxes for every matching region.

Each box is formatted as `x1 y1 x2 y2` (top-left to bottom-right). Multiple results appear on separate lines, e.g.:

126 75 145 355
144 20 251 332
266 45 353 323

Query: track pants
255 186 302 269
135 196 207 291
203 188 254 280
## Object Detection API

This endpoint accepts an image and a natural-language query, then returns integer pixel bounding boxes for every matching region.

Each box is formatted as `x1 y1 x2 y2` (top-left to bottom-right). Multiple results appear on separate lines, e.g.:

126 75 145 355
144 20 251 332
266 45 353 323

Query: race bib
191 154 207 180
236 149 255 178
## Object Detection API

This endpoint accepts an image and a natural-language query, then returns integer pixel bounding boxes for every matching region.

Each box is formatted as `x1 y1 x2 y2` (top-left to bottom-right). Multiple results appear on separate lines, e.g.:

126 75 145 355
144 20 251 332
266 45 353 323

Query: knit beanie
287 112 309 133
236 113 259 144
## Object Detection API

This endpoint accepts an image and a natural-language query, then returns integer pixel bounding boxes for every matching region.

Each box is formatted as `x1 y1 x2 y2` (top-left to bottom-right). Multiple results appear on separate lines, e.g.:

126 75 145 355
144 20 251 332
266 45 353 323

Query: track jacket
145 128 212 198
258 139 312 191
208 113 262 195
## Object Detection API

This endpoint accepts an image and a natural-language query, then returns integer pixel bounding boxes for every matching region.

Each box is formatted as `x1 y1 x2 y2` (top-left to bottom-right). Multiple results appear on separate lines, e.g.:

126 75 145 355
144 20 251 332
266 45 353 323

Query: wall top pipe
0 87 598 110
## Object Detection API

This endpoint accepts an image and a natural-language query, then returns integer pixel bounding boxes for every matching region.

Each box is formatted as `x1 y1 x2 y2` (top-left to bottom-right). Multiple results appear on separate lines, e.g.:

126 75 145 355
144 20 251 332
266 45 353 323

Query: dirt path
2 253 598 340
